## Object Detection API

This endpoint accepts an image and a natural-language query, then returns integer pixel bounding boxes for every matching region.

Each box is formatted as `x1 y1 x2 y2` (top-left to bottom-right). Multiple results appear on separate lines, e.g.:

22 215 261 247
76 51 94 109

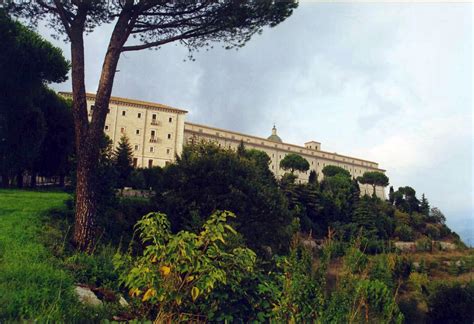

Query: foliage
357 171 389 196
279 153 310 174
395 224 415 241
322 165 351 178
113 135 134 189
64 245 119 290
0 10 69 186
427 282 474 324
429 207 446 225
114 210 256 321
152 142 293 255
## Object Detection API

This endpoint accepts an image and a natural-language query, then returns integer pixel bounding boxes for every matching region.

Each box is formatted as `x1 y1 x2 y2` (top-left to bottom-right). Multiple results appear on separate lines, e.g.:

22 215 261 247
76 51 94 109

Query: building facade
60 92 386 198
60 92 187 168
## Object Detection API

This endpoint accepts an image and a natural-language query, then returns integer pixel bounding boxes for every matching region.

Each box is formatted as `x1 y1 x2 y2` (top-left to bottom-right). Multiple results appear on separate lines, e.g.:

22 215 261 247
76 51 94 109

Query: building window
150 147 154 153
138 113 142 118
136 129 140 135
169 117 172 123
120 127 125 133
148 159 153 168
133 158 138 167
122 111 126 116
166 148 171 154
152 114 157 120
167 134 171 139
134 145 139 151
151 130 155 137
104 125 109 131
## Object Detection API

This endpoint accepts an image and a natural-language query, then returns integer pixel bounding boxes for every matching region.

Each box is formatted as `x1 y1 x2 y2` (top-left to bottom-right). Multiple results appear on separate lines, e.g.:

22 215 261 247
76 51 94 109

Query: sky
38 3 473 244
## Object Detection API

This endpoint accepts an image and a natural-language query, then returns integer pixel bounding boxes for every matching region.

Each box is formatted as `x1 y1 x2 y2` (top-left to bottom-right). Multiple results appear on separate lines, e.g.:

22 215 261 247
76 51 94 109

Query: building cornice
59 92 188 115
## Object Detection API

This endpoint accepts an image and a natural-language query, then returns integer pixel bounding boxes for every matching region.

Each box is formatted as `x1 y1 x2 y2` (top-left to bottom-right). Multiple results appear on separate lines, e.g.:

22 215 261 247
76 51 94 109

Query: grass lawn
0 189 84 321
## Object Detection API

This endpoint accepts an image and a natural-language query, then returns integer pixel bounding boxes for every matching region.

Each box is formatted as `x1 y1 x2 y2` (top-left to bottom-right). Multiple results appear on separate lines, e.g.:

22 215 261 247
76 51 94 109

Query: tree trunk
69 13 131 251
73 153 98 251
30 171 37 188
59 174 65 187
16 170 23 188
1 173 8 187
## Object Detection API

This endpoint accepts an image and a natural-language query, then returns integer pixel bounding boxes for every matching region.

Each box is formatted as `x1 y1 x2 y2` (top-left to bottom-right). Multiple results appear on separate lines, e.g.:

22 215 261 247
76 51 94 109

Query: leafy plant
114 210 256 321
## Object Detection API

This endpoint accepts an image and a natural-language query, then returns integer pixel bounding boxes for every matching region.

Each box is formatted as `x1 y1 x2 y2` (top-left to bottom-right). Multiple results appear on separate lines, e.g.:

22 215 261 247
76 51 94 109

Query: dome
267 125 283 143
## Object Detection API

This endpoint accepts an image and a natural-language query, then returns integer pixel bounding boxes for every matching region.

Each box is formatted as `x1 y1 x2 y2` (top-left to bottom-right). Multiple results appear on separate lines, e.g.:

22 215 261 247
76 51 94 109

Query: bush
424 224 440 240
395 224 415 241
416 237 432 252
64 244 119 289
427 283 474 323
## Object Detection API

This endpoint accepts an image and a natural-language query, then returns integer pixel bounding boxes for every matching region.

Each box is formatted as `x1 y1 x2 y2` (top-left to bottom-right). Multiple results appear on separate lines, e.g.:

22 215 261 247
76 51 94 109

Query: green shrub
393 256 413 280
64 244 119 289
394 224 415 241
427 282 474 323
398 297 427 323
424 224 440 240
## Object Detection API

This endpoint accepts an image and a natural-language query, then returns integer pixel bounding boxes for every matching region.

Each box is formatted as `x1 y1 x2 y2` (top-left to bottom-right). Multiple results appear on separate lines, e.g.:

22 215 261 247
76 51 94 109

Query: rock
75 285 103 307
438 241 457 251
394 241 417 252
119 296 129 308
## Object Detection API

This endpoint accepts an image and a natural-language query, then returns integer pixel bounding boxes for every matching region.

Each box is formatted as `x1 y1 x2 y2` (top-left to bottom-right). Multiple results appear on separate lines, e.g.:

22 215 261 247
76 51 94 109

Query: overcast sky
39 3 473 243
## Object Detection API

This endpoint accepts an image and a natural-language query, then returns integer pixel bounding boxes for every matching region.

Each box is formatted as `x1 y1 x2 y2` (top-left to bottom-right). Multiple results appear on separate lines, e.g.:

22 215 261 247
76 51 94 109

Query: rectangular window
136 129 140 135
166 148 170 154
151 130 155 137
148 159 153 168
133 158 138 167
120 127 125 133
150 147 154 153
104 125 109 131
152 114 157 120
167 134 171 139
122 111 126 116
134 145 139 151
138 113 142 118
169 117 173 123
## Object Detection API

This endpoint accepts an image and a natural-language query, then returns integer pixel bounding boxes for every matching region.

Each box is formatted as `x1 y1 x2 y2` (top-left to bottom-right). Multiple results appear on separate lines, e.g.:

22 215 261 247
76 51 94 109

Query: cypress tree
113 135 134 189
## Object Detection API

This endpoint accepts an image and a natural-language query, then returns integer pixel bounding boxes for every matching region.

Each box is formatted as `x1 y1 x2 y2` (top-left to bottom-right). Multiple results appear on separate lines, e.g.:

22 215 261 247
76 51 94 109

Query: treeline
100 138 461 256
0 11 73 187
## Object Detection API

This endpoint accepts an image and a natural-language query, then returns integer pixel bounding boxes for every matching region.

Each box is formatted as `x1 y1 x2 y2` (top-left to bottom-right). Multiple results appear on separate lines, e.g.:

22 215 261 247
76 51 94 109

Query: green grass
0 189 86 321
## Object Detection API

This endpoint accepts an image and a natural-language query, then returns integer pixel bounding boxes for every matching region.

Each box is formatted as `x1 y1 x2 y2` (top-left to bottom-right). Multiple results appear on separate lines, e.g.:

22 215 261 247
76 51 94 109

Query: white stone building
60 92 386 198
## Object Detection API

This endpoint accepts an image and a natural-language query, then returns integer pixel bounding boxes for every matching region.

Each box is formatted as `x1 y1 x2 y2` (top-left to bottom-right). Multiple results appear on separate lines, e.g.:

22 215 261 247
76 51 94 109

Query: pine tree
420 194 430 217
352 196 377 236
114 135 134 189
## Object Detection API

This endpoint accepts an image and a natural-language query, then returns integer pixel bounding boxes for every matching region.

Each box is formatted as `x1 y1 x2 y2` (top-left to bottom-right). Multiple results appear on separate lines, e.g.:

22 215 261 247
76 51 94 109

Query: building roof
59 91 188 114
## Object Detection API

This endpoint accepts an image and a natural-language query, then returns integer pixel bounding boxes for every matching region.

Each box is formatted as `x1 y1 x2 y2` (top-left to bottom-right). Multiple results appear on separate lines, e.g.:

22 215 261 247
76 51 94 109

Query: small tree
420 194 430 217
357 171 389 196
113 135 134 189
280 153 309 174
